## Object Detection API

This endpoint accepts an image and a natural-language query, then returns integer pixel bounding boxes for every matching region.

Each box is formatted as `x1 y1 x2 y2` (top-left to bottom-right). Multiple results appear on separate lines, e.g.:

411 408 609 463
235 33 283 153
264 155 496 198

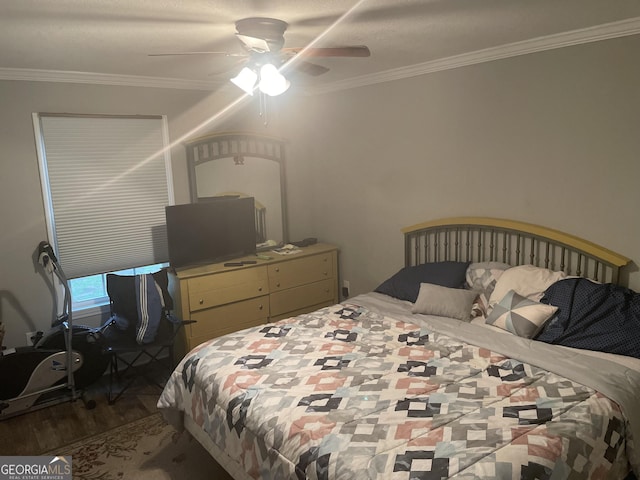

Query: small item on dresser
290 237 318 248
272 244 302 255
256 254 273 260
223 262 244 267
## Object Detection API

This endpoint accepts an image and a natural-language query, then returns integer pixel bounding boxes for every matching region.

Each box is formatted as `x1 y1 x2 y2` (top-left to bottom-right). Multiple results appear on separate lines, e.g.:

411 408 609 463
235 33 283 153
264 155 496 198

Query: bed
158 217 640 479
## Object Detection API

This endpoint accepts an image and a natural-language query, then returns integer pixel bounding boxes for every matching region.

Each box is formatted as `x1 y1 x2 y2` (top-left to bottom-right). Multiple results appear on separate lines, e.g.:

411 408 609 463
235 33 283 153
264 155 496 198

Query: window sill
72 303 110 323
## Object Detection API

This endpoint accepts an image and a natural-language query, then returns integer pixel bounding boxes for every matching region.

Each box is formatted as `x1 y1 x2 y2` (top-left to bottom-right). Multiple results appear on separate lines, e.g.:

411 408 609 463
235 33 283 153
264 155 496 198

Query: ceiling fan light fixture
230 66 258 95
258 63 290 97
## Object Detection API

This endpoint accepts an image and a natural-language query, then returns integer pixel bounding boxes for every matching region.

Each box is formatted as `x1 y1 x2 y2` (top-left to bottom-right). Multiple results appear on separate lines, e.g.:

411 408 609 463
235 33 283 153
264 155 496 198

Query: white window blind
34 114 174 279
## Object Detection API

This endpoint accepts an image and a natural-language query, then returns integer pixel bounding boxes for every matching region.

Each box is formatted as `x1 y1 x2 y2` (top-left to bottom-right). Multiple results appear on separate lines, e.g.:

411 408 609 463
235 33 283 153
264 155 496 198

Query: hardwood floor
0 375 161 455
1 371 236 480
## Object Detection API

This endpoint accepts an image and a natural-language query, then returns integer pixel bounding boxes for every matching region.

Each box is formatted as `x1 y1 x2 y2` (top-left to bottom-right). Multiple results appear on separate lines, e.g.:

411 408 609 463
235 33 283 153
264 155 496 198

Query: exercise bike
0 242 109 420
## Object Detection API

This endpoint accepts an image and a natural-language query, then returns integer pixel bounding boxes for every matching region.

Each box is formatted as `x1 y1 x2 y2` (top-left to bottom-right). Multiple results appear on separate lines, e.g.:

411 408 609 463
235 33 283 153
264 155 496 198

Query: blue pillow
375 261 470 303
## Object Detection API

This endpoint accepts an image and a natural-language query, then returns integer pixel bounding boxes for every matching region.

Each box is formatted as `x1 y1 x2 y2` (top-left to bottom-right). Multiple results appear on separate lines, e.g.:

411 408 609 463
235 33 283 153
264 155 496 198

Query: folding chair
101 268 192 404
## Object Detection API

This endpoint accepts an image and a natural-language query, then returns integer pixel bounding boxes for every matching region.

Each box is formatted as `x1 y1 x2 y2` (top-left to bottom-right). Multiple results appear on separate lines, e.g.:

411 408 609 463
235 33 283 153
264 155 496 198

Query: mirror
185 133 288 246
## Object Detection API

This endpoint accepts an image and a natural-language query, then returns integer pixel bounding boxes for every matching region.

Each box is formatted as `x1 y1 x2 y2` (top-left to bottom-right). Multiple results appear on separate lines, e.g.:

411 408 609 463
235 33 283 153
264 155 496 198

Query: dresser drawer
187 266 268 311
270 278 335 317
268 253 333 291
189 295 269 340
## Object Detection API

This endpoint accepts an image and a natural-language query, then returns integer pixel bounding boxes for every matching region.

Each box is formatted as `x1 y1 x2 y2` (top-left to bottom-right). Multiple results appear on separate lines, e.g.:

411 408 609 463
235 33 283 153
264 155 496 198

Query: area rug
47 412 232 479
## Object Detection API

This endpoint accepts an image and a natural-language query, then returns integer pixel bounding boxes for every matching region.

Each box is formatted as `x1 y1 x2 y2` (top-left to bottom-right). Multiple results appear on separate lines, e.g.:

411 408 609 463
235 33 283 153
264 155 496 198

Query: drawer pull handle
259 304 263 310
324 271 328 276
258 287 263 292
199 299 204 305
275 267 280 272
276 282 281 287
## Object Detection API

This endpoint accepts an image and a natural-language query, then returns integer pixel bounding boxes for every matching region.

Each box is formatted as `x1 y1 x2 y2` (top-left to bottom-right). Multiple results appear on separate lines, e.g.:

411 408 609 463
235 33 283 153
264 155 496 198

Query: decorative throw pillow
489 265 567 307
411 283 478 322
485 289 558 338
465 262 511 298
375 261 470 303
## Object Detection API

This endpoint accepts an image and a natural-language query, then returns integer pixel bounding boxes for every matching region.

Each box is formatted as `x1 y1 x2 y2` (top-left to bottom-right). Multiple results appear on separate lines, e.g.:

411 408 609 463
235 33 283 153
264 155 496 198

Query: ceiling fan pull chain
259 91 269 126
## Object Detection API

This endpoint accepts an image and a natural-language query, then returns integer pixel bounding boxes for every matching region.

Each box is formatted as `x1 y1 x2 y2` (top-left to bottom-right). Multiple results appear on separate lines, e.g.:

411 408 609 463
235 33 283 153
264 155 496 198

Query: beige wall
1 34 638 348
282 35 640 296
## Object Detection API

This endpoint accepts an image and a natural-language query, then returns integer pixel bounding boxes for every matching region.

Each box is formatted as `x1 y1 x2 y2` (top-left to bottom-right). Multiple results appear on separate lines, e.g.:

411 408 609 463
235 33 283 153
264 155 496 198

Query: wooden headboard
402 217 630 285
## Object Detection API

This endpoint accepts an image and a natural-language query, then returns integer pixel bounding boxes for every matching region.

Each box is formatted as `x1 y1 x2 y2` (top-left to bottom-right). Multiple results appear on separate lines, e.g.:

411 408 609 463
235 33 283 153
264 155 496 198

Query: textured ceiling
1 0 640 93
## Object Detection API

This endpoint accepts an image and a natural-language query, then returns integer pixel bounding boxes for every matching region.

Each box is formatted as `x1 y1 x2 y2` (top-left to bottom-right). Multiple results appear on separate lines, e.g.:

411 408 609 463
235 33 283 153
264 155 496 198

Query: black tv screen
165 197 256 268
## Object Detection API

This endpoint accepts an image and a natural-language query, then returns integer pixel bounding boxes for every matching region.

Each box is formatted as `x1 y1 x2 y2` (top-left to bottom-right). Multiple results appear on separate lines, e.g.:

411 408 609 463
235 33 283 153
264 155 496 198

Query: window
70 263 167 311
34 114 175 311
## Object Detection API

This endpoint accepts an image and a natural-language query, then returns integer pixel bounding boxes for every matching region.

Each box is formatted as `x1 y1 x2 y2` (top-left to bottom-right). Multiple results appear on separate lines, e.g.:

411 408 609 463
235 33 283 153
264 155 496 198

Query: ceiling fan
150 17 371 96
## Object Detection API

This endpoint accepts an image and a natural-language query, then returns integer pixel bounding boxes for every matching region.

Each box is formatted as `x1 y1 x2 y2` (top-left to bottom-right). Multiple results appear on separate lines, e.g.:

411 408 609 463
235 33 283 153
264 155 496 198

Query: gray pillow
411 283 478 321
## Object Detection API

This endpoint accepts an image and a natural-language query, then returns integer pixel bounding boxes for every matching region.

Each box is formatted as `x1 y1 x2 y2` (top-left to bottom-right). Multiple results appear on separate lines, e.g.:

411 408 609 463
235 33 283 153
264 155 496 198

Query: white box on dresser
169 243 339 357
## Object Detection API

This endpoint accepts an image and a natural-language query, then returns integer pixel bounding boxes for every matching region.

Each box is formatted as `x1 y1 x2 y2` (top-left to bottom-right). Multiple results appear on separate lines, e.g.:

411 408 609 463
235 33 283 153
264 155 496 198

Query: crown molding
0 67 223 91
307 16 640 95
1 17 639 94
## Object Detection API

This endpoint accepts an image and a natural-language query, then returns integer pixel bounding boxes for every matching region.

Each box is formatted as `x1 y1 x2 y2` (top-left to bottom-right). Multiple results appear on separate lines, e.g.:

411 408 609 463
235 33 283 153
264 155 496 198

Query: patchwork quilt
158 301 632 479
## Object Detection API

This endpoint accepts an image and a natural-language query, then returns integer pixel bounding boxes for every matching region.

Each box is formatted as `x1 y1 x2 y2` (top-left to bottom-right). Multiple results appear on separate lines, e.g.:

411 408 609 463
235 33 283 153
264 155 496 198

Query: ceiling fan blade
282 46 370 58
148 52 247 57
288 61 330 77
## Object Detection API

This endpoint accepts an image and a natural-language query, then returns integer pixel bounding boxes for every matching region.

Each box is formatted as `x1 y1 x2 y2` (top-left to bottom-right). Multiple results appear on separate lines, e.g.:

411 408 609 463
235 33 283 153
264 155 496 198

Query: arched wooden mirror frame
184 132 288 246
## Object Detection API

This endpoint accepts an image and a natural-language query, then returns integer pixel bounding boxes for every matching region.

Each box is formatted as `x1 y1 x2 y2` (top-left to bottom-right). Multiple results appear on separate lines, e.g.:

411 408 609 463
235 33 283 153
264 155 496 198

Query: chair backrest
106 268 175 342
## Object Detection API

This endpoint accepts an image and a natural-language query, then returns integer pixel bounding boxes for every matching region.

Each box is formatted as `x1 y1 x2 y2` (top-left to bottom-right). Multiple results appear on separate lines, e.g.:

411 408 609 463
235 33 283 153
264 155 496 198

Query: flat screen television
165 197 256 269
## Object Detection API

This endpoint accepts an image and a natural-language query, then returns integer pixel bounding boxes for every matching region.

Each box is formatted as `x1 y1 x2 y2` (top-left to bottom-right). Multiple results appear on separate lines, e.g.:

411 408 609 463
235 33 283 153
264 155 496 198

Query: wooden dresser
169 243 339 355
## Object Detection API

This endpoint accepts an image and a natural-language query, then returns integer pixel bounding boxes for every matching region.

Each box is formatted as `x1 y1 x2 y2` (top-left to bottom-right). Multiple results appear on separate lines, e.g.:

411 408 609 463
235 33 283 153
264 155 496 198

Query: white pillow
489 264 566 307
411 283 478 322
